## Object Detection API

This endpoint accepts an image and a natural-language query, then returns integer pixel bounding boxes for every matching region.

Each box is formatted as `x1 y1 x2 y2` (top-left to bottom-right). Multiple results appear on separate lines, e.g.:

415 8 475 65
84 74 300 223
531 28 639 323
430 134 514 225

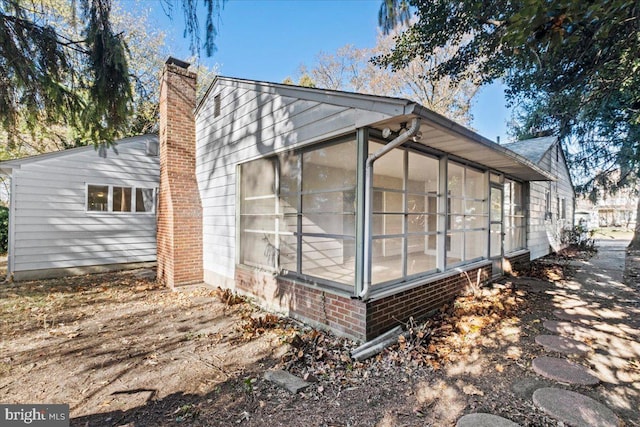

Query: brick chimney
157 57 203 287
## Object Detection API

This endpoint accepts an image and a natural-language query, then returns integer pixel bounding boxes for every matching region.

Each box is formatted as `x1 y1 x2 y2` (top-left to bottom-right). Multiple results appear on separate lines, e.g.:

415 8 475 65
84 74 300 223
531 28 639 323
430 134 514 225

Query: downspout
360 117 421 300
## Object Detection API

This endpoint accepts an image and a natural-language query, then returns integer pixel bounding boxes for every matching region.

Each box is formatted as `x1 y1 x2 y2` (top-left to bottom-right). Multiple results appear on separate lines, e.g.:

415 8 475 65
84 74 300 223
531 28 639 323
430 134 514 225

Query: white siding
196 80 395 285
8 136 159 278
527 143 575 259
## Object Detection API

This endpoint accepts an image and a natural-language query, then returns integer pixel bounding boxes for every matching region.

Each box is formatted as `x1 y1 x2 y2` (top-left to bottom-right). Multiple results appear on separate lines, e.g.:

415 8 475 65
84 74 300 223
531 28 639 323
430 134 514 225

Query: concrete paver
456 413 520 427
532 356 599 385
264 369 311 393
534 334 590 355
533 387 619 427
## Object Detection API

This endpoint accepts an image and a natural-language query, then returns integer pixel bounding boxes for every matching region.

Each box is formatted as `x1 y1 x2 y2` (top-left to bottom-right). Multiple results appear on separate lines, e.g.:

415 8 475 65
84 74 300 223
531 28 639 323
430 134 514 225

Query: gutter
360 117 421 300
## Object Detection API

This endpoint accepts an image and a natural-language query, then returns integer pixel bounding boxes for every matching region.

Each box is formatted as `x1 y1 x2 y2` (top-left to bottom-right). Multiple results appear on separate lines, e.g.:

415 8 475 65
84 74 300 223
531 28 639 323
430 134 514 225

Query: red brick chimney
157 57 203 287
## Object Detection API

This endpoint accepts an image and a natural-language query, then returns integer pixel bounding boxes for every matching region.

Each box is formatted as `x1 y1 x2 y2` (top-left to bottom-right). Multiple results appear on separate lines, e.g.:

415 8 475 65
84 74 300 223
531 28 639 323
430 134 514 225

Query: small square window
136 188 155 212
87 185 109 212
113 187 132 212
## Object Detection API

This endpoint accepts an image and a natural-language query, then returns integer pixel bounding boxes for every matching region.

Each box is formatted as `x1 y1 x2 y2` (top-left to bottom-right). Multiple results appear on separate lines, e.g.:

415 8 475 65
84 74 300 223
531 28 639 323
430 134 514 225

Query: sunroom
237 113 548 308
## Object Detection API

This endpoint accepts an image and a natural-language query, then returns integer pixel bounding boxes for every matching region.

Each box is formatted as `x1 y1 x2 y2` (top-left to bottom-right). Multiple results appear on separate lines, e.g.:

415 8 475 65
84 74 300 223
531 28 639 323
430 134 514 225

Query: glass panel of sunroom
465 230 487 260
447 232 464 264
300 140 357 286
240 158 277 268
407 235 437 275
370 141 404 190
448 162 464 197
408 151 438 193
465 167 486 200
372 237 404 284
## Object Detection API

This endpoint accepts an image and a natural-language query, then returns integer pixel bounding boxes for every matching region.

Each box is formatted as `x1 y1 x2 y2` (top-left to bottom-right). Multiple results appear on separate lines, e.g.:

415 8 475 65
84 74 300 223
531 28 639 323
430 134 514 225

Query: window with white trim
86 184 156 213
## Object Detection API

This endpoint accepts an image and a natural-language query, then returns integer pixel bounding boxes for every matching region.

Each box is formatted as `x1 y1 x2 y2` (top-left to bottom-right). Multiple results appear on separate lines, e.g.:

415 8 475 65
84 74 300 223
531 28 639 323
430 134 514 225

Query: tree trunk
628 197 640 250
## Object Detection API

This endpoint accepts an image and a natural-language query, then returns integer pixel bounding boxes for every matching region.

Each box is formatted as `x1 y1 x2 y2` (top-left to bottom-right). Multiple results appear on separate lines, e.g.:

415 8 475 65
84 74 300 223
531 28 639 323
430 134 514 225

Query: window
504 180 526 252
87 185 109 212
447 162 488 265
238 138 357 287
545 190 552 219
214 94 221 117
86 184 156 213
113 186 132 212
136 188 155 212
561 198 567 220
370 142 440 285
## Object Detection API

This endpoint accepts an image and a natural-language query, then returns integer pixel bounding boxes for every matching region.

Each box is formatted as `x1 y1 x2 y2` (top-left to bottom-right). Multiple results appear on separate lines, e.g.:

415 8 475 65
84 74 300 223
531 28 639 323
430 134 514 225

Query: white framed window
86 184 156 213
87 185 109 212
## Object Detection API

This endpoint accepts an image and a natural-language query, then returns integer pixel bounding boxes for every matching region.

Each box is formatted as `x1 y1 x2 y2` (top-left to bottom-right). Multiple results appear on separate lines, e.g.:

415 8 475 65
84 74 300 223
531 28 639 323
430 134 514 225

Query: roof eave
409 105 554 181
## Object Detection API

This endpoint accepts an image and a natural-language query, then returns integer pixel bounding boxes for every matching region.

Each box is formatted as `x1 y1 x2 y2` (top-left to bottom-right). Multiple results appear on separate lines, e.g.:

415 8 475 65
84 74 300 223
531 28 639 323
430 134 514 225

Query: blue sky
146 0 510 143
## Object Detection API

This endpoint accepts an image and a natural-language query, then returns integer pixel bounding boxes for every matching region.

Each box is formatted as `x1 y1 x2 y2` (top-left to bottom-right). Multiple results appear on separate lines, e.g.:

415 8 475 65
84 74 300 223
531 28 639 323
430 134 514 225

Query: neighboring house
0 135 159 281
502 137 576 259
157 58 563 341
576 191 638 229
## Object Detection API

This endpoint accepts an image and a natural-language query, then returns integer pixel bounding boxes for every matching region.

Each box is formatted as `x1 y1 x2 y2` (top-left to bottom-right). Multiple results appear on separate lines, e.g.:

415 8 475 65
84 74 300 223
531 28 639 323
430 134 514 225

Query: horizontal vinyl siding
195 81 392 284
527 144 575 260
10 138 159 274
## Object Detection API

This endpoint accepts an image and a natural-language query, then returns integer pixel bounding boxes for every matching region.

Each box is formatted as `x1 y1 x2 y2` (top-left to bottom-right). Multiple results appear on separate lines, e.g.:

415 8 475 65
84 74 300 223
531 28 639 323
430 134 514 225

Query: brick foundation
236 266 366 340
505 251 531 274
236 263 492 341
366 264 491 339
157 58 203 287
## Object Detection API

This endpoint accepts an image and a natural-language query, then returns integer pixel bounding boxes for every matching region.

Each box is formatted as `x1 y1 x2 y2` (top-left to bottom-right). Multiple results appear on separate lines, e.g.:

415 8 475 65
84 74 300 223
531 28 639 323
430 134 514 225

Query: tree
282 73 317 88
376 0 640 248
0 0 222 148
305 31 480 126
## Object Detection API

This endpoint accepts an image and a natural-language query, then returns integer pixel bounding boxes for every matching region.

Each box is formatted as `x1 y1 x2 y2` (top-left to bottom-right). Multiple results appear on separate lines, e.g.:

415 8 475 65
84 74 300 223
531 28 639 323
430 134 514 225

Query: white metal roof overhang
367 105 554 182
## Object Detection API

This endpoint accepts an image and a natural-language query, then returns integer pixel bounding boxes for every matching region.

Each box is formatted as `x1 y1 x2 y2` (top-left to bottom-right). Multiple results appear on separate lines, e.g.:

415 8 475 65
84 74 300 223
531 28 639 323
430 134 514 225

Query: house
0 135 159 281
157 58 571 341
575 186 637 229
502 137 576 259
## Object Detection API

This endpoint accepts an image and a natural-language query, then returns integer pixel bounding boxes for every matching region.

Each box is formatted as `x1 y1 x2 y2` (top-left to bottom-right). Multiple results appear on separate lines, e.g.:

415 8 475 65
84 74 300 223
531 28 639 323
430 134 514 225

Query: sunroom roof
367 106 554 182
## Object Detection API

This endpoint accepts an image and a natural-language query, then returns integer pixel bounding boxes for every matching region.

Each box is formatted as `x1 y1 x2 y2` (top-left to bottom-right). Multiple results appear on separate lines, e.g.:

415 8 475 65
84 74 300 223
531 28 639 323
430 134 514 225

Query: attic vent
146 139 159 156
214 94 221 118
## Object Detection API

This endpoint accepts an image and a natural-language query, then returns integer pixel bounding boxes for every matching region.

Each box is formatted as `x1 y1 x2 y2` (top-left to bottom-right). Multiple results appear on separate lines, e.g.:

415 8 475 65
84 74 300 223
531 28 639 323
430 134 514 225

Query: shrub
561 224 595 251
0 206 7 254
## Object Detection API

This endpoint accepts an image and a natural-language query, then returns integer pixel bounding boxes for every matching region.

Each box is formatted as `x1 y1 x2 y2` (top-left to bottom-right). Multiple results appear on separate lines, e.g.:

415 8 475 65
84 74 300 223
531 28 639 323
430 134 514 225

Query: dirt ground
1 242 639 427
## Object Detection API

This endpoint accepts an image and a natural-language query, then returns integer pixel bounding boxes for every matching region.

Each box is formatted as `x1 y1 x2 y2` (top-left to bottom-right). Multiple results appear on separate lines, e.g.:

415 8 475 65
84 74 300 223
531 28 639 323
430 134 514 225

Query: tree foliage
0 0 221 149
377 0 640 245
305 31 480 126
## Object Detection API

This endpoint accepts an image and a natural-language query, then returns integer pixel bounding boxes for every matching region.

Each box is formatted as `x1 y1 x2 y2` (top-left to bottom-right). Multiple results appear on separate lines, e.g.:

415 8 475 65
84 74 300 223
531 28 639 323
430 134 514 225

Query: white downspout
360 117 421 300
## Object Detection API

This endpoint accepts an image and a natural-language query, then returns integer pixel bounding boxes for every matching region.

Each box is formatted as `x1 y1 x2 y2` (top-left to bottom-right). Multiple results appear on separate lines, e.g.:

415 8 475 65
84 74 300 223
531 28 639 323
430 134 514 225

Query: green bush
561 224 595 251
0 206 8 254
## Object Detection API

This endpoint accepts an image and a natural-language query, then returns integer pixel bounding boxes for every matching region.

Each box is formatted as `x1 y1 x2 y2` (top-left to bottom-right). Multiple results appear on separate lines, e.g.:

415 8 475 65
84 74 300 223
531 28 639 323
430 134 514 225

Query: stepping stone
553 309 593 323
533 387 619 427
456 413 520 427
264 369 310 393
542 320 586 335
511 378 551 400
532 356 599 385
535 335 590 355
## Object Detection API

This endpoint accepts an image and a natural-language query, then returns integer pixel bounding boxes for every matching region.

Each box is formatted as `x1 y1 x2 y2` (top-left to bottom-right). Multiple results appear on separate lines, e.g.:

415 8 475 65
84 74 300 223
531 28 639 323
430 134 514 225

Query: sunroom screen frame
235 125 534 300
